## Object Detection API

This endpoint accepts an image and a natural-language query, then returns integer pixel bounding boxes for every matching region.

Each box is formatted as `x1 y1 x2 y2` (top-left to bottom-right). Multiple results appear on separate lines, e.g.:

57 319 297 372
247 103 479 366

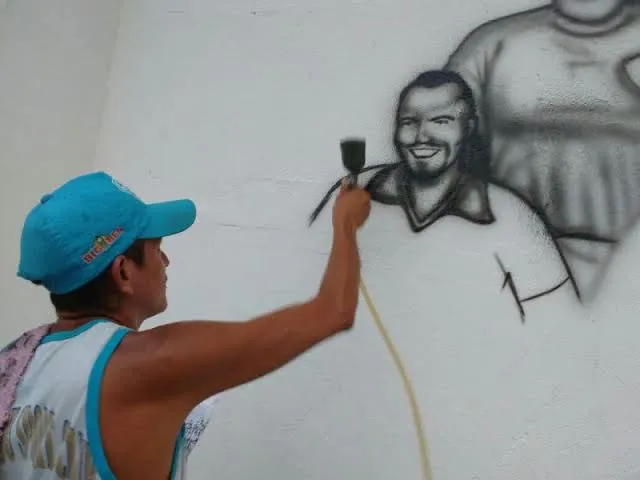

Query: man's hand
332 180 371 233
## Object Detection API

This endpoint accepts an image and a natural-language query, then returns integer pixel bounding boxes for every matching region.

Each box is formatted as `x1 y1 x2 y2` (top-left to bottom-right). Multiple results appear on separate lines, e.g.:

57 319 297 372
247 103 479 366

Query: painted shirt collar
365 163 495 232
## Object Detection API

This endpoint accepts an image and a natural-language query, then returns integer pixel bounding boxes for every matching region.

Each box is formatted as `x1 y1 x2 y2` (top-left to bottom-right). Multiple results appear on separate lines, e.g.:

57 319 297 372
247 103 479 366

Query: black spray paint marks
494 253 571 323
309 70 579 322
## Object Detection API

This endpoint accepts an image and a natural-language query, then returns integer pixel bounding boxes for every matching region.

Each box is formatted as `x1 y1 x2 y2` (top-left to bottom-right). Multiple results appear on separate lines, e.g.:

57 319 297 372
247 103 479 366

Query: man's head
17 172 196 329
394 70 477 183
552 0 627 24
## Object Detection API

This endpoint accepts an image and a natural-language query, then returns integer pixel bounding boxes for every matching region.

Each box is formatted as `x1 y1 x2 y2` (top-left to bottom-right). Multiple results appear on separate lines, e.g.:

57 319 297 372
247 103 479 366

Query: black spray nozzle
340 137 366 184
309 136 374 225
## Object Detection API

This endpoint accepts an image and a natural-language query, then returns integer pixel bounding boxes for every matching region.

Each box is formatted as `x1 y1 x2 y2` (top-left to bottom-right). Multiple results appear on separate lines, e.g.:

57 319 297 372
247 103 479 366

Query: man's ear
109 255 135 295
466 114 477 134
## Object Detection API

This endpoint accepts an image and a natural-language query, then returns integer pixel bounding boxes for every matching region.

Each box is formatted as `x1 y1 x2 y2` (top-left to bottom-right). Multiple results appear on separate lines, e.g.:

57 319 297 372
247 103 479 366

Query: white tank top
0 319 188 479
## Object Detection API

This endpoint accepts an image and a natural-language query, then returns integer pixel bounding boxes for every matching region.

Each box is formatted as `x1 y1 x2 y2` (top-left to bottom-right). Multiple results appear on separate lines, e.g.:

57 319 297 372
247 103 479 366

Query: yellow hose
359 277 434 480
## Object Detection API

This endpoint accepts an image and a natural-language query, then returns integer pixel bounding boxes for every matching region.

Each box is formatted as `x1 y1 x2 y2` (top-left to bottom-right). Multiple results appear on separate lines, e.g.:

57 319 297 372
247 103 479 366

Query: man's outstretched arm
107 181 371 415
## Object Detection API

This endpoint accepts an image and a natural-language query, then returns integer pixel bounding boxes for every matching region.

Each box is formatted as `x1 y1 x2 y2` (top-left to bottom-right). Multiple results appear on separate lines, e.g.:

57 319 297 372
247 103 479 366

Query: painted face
395 84 471 182
553 0 626 23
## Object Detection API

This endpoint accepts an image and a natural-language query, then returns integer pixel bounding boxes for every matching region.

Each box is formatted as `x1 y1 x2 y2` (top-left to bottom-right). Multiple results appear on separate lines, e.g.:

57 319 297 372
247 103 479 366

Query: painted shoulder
446 6 553 60
485 182 547 227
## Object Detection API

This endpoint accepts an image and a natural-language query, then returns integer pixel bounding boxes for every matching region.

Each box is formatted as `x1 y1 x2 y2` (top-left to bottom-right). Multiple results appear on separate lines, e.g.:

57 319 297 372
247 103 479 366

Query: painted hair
395 70 478 122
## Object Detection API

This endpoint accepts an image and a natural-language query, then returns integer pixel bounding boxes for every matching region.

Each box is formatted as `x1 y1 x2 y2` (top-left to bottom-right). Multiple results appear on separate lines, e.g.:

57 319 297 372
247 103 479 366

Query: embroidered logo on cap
82 227 124 264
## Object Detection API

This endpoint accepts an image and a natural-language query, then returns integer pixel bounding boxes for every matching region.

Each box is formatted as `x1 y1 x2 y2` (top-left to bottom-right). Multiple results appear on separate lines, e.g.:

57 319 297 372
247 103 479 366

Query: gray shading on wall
444 0 640 302
310 70 579 321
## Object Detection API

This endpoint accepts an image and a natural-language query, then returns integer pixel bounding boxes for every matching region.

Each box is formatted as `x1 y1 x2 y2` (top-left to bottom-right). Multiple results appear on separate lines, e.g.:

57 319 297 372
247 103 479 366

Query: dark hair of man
31 239 147 315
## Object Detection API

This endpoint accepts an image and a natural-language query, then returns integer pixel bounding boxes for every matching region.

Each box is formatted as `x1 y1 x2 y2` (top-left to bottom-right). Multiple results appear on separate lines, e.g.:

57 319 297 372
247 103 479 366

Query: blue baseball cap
17 171 196 295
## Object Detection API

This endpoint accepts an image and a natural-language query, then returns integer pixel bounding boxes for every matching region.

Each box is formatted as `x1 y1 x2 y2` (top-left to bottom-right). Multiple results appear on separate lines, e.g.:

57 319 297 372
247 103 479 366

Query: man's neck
53 310 139 332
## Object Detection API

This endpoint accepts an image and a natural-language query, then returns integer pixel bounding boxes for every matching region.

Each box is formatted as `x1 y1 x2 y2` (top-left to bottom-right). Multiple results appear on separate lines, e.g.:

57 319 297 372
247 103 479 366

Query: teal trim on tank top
84 324 186 479
40 318 110 344
86 326 129 480
169 424 187 479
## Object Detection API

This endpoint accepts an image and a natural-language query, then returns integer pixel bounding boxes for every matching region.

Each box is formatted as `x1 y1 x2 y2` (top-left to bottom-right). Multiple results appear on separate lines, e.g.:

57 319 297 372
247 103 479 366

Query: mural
311 70 579 321
445 0 640 302
311 0 640 311
305 3 640 475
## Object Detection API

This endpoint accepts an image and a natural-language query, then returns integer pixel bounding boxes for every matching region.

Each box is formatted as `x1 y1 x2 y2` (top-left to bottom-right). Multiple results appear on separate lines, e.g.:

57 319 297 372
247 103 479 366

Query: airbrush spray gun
308 137 367 224
340 137 366 188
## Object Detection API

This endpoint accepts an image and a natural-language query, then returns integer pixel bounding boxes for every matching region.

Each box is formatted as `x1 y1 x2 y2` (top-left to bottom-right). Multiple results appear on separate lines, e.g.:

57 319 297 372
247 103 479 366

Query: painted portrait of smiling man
309 69 581 319
367 70 486 231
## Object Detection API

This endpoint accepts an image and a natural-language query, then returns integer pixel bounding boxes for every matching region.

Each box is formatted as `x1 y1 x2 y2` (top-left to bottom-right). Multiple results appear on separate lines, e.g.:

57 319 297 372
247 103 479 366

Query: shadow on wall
310 0 640 317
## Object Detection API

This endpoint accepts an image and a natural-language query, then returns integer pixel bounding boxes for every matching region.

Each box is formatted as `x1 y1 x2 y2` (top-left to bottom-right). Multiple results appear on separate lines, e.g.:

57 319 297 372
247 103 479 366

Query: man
0 171 370 479
312 70 578 318
444 0 640 301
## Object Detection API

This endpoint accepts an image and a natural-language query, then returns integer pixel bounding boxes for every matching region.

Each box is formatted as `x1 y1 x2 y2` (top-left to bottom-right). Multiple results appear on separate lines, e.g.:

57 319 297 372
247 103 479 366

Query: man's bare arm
109 183 370 415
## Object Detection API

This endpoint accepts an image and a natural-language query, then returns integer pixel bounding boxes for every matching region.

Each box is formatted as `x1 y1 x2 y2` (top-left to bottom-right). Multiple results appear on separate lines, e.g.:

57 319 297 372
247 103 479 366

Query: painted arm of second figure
489 190 582 321
494 252 574 323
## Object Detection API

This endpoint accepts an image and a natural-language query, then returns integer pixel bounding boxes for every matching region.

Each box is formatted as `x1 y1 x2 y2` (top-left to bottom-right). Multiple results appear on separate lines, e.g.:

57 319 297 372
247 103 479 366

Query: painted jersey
0 319 188 479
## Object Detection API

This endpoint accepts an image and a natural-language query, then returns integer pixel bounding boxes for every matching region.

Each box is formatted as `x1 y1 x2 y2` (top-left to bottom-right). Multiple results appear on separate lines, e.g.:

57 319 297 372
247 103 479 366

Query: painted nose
417 120 433 142
161 250 170 267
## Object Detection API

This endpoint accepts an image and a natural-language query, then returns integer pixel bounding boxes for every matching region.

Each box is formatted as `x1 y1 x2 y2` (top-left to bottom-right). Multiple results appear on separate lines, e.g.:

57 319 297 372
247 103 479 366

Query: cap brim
139 199 196 239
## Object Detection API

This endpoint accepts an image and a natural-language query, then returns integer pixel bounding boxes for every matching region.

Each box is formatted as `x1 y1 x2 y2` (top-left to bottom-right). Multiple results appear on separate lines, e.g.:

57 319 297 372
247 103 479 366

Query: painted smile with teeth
409 146 441 159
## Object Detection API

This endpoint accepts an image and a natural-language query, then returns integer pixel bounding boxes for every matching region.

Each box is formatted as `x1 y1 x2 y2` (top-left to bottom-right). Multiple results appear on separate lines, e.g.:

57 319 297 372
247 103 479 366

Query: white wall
0 0 124 339
91 0 640 478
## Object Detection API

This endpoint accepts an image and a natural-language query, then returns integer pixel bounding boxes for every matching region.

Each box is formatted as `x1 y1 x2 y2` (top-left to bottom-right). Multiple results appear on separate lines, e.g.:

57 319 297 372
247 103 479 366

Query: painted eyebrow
429 114 455 121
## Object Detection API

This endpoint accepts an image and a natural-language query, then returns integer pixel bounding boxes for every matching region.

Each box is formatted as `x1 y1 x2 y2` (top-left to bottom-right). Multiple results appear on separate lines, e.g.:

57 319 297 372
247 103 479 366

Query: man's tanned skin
45 181 371 479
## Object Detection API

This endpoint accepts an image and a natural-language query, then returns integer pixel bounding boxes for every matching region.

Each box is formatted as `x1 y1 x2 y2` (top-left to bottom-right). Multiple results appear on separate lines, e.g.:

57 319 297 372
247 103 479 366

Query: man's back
0 319 187 479
4 172 371 478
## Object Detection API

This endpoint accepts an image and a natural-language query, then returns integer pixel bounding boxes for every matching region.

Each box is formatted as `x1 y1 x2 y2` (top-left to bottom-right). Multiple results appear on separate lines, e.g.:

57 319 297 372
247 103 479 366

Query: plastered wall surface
92 0 640 478
0 0 123 340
